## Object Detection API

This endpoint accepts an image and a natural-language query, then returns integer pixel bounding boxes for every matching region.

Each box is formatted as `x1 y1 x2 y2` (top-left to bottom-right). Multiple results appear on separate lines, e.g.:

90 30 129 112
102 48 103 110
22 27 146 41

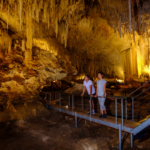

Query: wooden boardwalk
49 102 140 131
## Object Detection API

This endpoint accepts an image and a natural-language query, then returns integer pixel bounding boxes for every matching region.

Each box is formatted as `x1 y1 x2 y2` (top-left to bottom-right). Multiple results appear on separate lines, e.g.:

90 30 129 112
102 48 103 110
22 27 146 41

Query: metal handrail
126 80 150 98
134 86 150 99
44 83 150 123
43 80 150 100
44 90 125 99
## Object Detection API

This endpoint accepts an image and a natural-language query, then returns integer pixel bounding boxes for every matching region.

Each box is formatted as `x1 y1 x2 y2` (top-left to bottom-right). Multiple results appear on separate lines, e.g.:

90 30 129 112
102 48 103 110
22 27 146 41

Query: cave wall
0 0 150 121
0 0 149 95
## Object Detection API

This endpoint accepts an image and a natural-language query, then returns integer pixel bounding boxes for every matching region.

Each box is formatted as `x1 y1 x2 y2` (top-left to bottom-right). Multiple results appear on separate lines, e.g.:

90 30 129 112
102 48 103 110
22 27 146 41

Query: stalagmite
129 0 131 33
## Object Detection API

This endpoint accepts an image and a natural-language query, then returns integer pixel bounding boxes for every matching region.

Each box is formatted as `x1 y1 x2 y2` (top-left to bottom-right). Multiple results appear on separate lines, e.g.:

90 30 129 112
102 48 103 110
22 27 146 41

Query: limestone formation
0 0 150 121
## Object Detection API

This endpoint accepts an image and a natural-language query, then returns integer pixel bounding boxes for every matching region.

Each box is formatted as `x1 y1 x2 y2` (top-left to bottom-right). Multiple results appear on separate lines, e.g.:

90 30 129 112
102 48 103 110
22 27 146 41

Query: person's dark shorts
89 93 95 101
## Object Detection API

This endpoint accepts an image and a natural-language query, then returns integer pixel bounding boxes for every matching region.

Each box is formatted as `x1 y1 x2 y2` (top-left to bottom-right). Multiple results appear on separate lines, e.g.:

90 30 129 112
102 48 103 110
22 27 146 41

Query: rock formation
0 0 150 121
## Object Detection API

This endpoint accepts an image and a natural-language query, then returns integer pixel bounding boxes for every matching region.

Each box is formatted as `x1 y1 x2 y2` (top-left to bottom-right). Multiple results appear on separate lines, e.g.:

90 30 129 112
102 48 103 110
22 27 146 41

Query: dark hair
85 75 90 79
98 72 103 75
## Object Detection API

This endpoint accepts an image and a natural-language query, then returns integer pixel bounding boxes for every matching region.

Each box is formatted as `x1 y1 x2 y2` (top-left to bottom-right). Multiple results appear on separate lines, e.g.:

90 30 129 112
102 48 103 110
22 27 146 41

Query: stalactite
8 41 11 55
19 0 22 31
9 0 11 4
48 11 49 29
32 4 34 18
22 39 25 51
65 22 68 48
58 11 62 22
36 2 39 22
39 0 43 10
142 23 144 34
1 0 3 10
55 17 58 38
133 22 135 43
29 5 32 17
7 5 9 30
25 8 32 67
51 0 55 8
15 2 17 13
129 0 131 33
44 2 47 22
139 7 141 29
119 16 121 38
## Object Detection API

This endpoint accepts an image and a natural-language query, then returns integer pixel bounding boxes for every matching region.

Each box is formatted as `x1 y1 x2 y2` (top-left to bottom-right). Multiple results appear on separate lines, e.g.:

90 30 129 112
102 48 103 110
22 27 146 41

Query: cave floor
0 109 149 150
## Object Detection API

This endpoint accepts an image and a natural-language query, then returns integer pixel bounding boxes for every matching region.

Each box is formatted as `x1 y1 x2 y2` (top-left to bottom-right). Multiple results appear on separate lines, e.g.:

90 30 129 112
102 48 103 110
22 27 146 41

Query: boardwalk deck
49 103 140 130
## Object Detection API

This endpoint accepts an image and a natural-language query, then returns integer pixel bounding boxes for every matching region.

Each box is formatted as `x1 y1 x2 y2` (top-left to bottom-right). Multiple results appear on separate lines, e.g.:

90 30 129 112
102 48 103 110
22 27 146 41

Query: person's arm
81 86 86 96
102 83 106 98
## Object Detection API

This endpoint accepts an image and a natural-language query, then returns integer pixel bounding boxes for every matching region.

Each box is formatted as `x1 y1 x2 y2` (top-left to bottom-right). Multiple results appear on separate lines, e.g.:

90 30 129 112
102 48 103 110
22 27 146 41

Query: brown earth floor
0 109 150 150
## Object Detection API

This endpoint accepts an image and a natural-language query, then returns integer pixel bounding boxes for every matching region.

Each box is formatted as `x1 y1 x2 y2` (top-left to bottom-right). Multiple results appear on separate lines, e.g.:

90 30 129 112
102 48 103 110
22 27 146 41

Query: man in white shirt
81 75 95 115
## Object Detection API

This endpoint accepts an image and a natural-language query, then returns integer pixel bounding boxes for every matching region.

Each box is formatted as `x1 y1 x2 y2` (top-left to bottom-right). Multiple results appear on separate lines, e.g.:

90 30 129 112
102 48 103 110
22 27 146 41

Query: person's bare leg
92 101 94 111
89 100 92 111
101 110 103 115
104 110 107 114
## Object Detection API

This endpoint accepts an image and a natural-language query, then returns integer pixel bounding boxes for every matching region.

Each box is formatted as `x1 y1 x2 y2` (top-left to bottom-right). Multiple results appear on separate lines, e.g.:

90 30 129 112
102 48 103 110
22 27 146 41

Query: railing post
125 98 127 120
68 94 70 107
121 98 123 129
72 95 74 113
132 98 134 121
75 112 77 128
50 93 51 105
115 98 117 125
82 96 83 110
131 133 133 148
55 92 56 104
90 96 91 121
119 124 122 150
59 92 61 111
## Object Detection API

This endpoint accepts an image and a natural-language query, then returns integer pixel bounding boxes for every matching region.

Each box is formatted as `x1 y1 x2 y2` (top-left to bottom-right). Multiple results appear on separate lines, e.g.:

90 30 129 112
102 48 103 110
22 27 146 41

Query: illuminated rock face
0 0 150 97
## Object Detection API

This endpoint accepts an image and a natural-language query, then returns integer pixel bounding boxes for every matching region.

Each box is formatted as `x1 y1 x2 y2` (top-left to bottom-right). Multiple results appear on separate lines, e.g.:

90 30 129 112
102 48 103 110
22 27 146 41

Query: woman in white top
95 72 107 118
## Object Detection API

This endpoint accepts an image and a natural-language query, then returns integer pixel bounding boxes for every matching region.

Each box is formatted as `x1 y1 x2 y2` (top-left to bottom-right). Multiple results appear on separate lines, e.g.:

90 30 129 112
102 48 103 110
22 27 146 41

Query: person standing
95 72 107 118
81 75 95 115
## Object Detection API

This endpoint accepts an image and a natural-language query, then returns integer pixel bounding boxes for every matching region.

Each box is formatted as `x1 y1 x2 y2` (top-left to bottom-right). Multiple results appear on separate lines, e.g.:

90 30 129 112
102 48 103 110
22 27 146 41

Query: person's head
84 75 90 81
98 72 103 79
